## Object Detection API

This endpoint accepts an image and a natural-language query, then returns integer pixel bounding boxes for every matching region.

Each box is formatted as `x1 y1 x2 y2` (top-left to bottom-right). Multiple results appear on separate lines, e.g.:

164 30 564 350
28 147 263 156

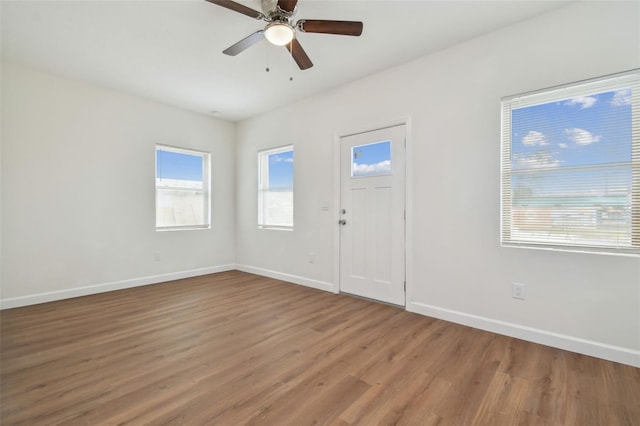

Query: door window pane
352 140 391 177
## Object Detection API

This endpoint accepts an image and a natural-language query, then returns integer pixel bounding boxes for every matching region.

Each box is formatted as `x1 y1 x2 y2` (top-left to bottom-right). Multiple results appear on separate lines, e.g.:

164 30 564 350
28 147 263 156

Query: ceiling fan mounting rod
265 10 294 24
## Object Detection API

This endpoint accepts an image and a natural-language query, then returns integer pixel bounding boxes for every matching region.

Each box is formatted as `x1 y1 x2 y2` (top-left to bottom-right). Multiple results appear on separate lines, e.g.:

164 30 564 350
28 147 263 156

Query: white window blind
501 70 639 255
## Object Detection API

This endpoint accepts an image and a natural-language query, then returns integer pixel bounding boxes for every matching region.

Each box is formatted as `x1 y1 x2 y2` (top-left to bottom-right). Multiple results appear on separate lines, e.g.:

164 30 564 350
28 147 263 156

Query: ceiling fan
205 0 363 70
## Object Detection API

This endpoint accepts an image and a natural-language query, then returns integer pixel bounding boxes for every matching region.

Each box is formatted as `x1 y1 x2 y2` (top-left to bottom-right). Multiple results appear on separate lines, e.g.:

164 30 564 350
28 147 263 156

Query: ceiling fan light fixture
264 23 294 46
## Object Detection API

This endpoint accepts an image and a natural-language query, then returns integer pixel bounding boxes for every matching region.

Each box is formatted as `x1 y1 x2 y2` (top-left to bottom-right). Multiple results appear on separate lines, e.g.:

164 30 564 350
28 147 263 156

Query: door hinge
404 281 406 291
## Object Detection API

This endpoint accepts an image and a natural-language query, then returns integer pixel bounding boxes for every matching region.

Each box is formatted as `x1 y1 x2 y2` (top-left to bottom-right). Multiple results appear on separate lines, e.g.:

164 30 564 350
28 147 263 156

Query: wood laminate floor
1 271 639 425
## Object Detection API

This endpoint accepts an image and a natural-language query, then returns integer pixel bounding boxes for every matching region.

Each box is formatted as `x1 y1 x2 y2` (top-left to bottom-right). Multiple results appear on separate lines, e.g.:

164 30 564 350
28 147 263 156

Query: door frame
332 117 413 306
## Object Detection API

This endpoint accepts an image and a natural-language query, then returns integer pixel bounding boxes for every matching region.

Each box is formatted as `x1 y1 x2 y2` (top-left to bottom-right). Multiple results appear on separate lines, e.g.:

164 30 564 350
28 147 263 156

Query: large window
156 145 210 230
501 70 639 255
258 146 293 229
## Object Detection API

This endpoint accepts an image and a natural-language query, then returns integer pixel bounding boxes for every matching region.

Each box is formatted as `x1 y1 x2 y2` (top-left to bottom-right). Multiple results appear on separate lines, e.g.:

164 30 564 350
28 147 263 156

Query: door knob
339 219 347 225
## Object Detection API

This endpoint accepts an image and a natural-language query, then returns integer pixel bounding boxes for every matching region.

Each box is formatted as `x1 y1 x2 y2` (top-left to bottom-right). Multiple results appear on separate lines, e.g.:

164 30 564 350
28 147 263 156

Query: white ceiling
1 0 570 121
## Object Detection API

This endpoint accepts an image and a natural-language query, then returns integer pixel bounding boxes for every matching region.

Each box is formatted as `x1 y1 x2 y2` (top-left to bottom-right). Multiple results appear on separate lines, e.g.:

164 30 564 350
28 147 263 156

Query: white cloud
272 155 293 163
513 151 560 169
564 128 601 145
610 89 631 107
521 130 548 146
558 143 568 149
564 96 597 109
353 160 391 176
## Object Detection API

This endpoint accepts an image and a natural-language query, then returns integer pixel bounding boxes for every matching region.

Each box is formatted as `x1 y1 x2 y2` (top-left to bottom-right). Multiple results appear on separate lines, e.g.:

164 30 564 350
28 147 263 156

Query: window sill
258 225 293 232
156 225 211 232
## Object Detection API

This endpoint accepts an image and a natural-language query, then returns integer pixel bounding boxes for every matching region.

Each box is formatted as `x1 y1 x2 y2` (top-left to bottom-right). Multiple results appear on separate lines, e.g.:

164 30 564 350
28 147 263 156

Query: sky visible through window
507 83 635 249
268 150 293 190
352 140 391 177
511 88 632 198
157 150 203 181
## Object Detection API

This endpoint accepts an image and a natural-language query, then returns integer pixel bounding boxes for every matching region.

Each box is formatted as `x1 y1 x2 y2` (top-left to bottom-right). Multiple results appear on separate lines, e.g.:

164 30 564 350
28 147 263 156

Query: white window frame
501 69 639 256
258 145 294 230
155 144 211 231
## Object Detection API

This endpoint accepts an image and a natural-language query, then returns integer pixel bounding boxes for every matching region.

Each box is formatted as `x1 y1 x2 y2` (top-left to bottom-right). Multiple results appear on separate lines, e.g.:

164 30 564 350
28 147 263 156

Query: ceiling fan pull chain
289 40 293 81
265 42 270 72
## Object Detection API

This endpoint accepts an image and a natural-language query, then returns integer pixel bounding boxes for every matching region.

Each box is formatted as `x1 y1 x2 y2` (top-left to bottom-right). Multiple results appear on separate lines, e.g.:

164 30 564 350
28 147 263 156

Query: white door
339 124 406 306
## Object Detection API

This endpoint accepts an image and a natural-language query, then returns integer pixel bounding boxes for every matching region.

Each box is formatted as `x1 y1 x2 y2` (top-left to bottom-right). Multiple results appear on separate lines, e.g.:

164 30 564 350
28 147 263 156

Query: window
351 140 392 177
156 145 210 230
501 70 639 255
258 146 293 229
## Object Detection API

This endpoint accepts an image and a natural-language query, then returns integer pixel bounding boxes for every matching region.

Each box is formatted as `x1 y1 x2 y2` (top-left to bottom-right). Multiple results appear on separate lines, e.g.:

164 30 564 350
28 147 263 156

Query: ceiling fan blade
223 30 264 56
205 0 263 19
286 38 313 70
297 20 363 36
277 0 298 13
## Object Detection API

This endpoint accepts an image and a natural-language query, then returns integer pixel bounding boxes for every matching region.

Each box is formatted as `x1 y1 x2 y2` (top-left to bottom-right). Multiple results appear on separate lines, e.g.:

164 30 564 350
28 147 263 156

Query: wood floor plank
2 270 639 425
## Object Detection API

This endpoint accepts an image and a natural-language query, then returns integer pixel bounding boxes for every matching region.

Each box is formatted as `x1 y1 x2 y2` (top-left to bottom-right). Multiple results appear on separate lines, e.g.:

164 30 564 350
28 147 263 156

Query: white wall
1 63 236 306
236 1 640 365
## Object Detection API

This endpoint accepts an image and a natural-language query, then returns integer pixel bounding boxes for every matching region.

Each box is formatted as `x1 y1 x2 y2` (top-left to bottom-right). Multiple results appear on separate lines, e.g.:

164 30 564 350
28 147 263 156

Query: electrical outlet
512 283 525 300
154 251 161 261
308 253 315 264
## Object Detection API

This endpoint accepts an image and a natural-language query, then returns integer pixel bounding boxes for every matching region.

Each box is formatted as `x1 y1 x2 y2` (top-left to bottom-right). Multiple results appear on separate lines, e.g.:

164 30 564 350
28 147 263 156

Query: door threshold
339 291 405 309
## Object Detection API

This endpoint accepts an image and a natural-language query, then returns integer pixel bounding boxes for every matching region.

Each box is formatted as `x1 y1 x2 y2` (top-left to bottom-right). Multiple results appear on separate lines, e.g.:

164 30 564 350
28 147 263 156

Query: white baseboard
407 301 640 368
0 264 236 310
235 264 336 294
